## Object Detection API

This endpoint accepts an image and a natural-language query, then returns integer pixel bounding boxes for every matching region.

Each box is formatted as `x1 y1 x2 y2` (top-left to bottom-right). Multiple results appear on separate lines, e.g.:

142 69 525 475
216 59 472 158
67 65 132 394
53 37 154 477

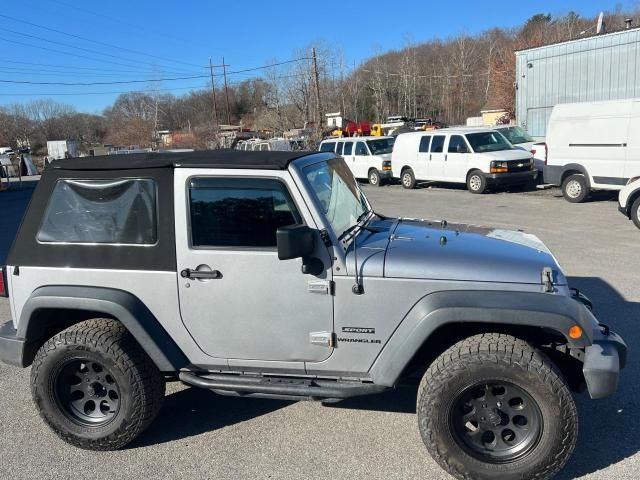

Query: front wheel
631 196 640 229
467 171 487 194
368 169 382 187
417 333 577 480
31 318 166 450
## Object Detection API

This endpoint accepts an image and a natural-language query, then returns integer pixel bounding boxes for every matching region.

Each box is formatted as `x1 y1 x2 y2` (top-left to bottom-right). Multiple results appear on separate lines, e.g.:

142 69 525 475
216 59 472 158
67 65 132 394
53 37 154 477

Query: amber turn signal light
568 325 583 339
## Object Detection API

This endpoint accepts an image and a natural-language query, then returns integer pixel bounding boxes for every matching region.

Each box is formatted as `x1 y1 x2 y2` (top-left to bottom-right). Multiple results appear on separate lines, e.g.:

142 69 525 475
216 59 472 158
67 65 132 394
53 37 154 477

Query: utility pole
222 57 231 125
208 57 219 130
312 47 323 136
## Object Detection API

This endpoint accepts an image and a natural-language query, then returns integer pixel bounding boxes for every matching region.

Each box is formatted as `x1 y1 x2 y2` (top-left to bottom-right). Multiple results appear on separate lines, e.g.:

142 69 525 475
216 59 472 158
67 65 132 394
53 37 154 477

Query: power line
48 0 193 47
0 13 204 70
0 58 311 86
0 28 197 74
0 58 190 75
1 66 165 78
0 36 184 73
0 73 310 97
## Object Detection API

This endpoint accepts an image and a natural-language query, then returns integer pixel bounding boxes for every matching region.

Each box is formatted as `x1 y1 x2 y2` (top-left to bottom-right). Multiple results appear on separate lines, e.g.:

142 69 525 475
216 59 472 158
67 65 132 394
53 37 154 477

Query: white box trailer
47 140 80 160
543 98 640 202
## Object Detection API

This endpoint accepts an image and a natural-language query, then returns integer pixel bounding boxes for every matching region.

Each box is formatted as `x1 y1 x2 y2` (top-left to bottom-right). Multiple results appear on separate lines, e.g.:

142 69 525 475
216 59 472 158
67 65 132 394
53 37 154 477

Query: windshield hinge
320 229 332 248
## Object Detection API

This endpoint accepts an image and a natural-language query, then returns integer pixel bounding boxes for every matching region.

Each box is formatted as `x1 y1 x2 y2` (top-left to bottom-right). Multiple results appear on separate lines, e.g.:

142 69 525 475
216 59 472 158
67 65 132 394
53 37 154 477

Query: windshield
366 138 394 155
465 131 513 153
304 158 370 239
496 126 534 145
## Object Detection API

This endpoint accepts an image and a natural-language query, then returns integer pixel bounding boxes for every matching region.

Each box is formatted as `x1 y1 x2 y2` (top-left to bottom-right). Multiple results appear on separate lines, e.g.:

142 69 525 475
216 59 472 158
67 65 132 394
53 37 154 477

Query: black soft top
53 149 316 171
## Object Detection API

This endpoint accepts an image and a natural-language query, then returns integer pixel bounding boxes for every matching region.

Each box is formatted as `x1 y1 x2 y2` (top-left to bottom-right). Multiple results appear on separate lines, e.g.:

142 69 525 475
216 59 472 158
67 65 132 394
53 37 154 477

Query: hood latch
542 267 555 293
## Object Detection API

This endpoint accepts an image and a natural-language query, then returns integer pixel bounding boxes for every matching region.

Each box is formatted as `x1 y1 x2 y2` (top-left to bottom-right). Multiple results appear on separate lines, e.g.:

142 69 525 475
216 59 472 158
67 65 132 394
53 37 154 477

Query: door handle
444 154 447 161
429 154 432 161
181 268 222 280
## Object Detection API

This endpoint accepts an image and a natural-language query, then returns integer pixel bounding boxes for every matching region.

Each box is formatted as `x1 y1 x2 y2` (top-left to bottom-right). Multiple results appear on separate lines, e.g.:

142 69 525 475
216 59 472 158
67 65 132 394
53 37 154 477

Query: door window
448 135 469 153
319 142 335 152
354 142 368 155
335 142 344 155
343 141 353 155
419 136 432 153
188 178 301 248
431 135 445 153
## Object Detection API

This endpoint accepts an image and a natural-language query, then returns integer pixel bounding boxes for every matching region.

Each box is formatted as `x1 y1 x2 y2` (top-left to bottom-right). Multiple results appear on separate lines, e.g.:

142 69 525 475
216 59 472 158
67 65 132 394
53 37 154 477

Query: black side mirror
277 224 315 260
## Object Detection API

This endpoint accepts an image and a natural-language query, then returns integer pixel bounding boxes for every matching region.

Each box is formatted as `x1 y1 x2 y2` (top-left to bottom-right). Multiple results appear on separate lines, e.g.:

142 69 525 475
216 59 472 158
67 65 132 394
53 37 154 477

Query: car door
353 141 369 179
174 169 334 365
416 135 432 179
445 135 471 182
342 140 355 175
429 134 447 180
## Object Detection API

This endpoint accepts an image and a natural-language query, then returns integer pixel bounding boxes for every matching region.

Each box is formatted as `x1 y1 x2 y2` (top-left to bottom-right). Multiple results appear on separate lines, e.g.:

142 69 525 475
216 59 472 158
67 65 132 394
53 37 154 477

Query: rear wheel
631 196 640 229
401 168 416 189
467 170 487 194
31 318 165 450
417 333 577 480
562 174 589 203
368 168 382 187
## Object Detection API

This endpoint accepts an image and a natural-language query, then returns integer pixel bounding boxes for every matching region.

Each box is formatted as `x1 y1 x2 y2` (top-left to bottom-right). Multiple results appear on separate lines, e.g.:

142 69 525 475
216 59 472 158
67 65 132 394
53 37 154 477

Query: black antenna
351 234 364 295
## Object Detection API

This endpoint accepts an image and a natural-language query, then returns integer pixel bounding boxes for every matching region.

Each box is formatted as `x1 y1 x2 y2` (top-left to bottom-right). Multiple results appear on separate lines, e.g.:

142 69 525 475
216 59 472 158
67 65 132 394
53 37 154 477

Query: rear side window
189 177 301 248
335 142 344 155
419 136 431 153
320 142 335 152
343 141 353 155
431 135 445 153
37 178 157 244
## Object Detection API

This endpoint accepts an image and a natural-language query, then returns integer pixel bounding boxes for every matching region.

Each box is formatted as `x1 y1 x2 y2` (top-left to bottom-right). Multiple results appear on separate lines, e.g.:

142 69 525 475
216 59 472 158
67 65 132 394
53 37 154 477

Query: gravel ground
0 181 638 480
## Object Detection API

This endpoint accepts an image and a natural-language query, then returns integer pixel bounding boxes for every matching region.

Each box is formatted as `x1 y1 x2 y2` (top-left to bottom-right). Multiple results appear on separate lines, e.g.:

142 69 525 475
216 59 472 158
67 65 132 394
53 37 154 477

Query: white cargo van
318 136 394 186
544 99 640 202
392 128 536 193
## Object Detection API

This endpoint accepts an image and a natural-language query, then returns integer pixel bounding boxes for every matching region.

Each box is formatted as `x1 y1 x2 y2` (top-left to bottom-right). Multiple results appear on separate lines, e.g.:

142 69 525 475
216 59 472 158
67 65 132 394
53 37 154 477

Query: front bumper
379 169 393 179
583 325 627 399
484 170 536 186
0 321 26 367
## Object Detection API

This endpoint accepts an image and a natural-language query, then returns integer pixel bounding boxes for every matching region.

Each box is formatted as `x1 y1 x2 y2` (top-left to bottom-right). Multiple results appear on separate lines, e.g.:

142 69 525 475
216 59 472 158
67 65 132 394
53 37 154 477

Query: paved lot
1 182 639 479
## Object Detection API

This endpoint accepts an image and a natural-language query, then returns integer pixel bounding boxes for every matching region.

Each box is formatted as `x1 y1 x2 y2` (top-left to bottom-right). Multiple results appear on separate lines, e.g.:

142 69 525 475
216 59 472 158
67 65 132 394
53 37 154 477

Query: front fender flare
18 285 189 372
369 290 598 387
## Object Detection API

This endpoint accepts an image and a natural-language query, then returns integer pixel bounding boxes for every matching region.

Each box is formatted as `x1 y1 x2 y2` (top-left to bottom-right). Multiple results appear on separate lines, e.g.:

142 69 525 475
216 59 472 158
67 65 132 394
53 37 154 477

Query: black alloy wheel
55 359 121 426
450 381 542 463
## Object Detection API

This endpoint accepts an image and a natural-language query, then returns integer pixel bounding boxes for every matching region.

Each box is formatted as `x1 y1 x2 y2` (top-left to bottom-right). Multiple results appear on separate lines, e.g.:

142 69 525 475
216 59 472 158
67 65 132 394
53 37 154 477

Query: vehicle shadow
556 276 640 479
130 387 291 448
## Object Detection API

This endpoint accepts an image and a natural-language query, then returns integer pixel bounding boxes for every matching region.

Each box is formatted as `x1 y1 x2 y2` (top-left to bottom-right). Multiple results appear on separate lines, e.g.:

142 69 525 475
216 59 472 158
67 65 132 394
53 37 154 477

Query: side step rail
179 371 388 400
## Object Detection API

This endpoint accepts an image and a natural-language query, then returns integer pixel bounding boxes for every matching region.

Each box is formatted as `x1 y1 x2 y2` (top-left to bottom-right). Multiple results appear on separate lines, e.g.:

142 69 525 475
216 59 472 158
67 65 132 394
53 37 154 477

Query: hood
350 219 565 285
375 153 392 161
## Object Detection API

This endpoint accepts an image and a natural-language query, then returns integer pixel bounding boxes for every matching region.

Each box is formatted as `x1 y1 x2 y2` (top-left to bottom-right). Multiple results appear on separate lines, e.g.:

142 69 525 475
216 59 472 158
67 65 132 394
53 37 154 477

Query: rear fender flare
18 285 188 372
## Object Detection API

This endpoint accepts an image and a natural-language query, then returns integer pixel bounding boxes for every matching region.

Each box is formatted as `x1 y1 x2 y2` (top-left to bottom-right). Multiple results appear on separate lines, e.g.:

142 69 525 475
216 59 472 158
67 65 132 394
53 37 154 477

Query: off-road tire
401 168 416 189
368 168 382 187
562 174 589 203
31 318 166 450
631 196 640 229
417 333 577 480
467 170 487 194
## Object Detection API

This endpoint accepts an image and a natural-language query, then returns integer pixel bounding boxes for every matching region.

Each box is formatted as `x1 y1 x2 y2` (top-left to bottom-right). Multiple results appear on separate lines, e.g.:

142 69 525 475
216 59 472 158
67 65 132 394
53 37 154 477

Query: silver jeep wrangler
0 150 627 480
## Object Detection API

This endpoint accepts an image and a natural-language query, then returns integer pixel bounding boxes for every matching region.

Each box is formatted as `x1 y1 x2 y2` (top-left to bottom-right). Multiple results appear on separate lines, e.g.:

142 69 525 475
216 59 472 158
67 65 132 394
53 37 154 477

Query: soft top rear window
37 178 157 245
